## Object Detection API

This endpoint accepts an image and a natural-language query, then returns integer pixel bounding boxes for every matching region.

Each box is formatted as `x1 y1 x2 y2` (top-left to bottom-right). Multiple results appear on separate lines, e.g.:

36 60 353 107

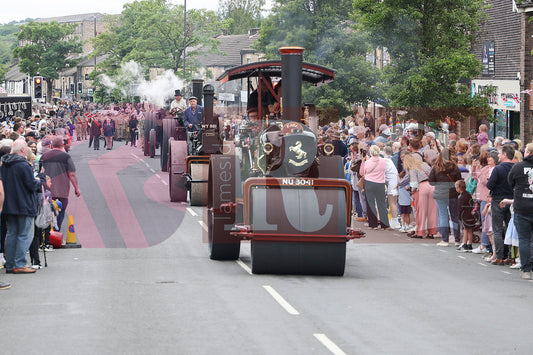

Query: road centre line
313 333 347 355
187 207 198 217
438 249 447 253
263 285 299 315
501 271 511 275
198 220 207 232
236 259 252 275
457 255 466 259
478 263 488 267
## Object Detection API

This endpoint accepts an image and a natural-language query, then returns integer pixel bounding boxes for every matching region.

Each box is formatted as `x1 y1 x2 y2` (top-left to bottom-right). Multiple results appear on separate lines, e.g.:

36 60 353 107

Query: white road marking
457 255 466 259
198 220 207 232
149 168 156 173
313 333 347 355
187 207 198 217
236 259 252 275
478 262 488 267
438 249 447 253
144 162 150 168
263 285 299 315
501 271 511 275
155 174 169 186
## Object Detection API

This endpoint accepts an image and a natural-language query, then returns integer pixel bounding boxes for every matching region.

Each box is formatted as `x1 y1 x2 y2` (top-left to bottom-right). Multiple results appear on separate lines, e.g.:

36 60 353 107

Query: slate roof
36 13 107 23
4 64 26 81
197 32 259 67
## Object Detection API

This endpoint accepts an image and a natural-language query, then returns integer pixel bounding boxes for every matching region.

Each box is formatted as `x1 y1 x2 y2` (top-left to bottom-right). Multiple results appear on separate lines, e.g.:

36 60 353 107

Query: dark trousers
93 135 100 150
364 180 389 228
54 197 69 232
514 213 533 272
352 189 363 217
29 225 51 266
491 200 511 260
130 128 137 146
0 213 6 254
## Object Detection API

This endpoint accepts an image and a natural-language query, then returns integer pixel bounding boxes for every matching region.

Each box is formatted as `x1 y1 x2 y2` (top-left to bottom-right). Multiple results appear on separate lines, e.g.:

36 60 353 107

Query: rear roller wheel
207 155 240 260
207 209 240 260
169 139 188 202
143 112 155 156
189 162 208 206
160 118 177 172
149 128 156 158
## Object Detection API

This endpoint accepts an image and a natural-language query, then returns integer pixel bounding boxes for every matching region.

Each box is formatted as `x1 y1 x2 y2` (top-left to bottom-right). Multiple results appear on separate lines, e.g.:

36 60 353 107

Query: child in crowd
456 180 477 252
397 170 412 232
481 194 494 260
477 124 489 146
501 198 520 268
29 176 53 268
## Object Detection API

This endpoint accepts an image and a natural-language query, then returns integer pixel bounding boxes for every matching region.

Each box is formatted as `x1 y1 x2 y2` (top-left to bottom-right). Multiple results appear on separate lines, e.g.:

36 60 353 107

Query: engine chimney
279 46 304 123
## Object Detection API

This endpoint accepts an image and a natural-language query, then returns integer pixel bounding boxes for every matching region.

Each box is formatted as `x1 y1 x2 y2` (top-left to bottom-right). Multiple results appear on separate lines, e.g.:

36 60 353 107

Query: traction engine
202 47 365 275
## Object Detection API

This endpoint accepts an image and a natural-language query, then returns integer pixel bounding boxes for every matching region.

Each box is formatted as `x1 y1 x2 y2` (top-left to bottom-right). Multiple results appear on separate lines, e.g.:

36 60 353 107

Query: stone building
4 13 109 102
470 1 521 140
515 1 533 143
196 30 262 111
37 13 107 102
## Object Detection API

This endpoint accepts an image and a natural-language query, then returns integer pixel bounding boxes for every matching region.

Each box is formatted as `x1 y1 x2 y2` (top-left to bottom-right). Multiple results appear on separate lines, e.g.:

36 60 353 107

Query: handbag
466 176 477 194
35 187 54 229
356 158 380 191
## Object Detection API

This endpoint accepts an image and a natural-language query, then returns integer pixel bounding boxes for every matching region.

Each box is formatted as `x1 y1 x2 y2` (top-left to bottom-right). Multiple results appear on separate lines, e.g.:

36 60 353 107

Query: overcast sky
0 0 260 25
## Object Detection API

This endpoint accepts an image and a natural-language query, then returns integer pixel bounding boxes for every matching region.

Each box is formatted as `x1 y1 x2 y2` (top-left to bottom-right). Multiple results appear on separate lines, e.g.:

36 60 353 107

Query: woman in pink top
471 149 498 253
360 145 390 229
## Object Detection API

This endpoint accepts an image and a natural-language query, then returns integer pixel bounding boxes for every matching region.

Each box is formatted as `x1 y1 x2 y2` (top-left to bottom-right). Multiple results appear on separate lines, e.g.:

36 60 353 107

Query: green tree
353 0 491 122
92 0 224 79
0 23 21 81
217 0 265 34
13 20 82 102
256 0 381 118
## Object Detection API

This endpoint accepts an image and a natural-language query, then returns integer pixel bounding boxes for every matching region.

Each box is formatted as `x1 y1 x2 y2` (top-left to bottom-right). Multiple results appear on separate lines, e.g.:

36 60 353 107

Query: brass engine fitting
323 143 334 156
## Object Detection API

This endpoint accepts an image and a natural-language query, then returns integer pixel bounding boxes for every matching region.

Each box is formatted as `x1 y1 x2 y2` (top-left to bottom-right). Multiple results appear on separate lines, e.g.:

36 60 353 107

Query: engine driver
183 96 203 131
170 89 187 117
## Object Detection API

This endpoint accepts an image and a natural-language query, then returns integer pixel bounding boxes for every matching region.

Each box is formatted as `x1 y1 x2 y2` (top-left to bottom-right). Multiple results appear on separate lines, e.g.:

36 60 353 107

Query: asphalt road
1 139 532 354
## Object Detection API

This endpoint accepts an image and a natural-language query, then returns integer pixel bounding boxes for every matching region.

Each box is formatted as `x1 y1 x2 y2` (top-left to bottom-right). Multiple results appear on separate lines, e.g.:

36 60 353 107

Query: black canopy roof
217 60 335 86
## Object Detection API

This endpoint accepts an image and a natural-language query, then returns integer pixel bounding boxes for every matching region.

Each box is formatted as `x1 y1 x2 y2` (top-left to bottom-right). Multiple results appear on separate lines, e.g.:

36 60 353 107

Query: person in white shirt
170 89 187 116
384 146 400 228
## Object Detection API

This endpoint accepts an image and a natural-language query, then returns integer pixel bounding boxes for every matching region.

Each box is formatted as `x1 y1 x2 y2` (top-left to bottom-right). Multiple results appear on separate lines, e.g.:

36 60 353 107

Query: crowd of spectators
333 113 533 281
0 100 148 289
2 99 532 287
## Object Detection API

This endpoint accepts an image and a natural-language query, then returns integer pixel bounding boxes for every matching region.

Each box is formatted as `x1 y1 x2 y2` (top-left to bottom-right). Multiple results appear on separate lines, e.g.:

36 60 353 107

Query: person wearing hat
183 96 204 154
170 89 187 117
374 124 391 144
183 96 203 132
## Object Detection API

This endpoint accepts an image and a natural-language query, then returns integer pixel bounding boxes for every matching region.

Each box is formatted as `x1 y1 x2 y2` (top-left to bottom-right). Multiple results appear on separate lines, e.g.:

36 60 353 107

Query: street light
183 0 187 78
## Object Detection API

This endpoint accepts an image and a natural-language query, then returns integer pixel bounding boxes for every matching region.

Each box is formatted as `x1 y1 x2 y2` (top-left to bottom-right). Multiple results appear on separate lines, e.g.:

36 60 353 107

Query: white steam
98 60 185 108
138 70 184 108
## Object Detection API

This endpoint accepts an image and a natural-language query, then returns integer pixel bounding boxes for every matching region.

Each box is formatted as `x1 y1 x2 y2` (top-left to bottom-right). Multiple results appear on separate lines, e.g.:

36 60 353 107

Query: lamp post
183 0 187 79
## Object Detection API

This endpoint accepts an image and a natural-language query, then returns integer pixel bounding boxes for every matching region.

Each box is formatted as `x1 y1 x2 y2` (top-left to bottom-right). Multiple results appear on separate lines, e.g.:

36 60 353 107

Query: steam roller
203 46 365 275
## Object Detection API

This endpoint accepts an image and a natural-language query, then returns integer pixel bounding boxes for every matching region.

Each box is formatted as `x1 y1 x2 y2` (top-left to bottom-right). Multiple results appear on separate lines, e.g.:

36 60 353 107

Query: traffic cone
63 215 82 248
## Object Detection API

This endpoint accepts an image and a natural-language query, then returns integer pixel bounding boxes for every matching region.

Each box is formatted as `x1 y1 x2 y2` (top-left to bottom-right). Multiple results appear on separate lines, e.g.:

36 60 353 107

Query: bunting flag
520 89 533 96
